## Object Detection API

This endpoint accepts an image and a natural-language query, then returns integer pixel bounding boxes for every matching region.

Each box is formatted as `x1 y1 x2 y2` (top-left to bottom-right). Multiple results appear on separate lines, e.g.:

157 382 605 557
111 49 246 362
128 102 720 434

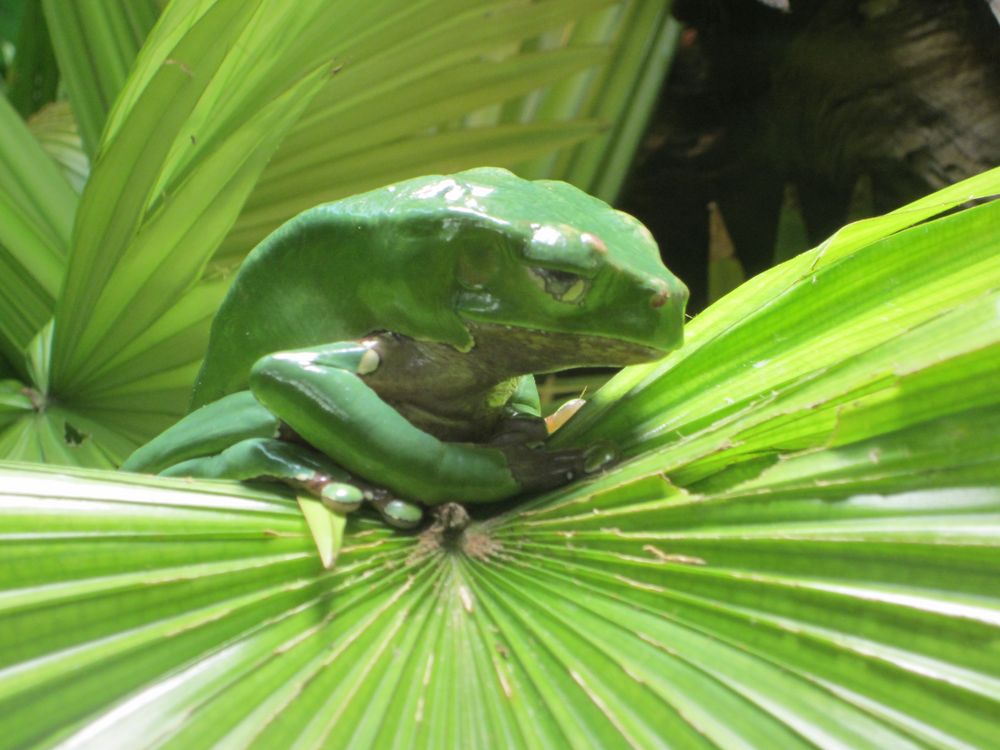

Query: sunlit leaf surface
2 414 997 748
2 176 999 747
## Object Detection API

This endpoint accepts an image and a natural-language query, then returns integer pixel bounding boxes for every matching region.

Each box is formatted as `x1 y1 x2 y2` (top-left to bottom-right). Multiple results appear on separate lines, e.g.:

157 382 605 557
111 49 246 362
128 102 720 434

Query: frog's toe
502 445 588 491
489 414 549 446
370 494 425 529
583 441 618 473
320 482 364 512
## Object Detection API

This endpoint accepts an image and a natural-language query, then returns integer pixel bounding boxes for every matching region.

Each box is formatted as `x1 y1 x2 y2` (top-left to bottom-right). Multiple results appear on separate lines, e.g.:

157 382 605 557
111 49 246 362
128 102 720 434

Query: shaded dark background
619 0 1000 312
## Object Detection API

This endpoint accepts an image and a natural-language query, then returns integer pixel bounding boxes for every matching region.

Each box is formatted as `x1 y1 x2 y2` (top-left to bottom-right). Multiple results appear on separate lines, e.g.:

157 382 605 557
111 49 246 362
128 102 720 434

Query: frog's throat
464 322 671 375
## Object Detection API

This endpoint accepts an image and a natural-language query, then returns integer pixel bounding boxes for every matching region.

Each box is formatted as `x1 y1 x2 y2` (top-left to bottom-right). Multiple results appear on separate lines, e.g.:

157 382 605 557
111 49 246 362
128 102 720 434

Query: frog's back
191 168 668 408
194 169 520 407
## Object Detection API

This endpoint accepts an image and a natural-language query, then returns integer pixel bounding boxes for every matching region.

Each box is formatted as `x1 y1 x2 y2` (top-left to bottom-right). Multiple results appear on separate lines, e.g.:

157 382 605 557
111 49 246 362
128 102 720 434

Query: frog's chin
464 321 674 373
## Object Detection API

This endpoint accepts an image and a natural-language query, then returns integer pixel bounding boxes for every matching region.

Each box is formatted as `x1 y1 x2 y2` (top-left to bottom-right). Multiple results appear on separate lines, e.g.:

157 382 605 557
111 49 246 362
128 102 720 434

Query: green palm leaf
1 421 995 746
2 169 998 747
40 0 159 156
27 101 90 193
0 94 75 370
514 0 680 201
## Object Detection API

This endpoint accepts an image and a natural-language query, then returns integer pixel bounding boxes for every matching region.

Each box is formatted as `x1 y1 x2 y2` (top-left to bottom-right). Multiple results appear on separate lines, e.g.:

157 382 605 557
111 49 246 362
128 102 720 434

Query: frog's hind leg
165 437 426 529
122 391 279 474
163 437 365 512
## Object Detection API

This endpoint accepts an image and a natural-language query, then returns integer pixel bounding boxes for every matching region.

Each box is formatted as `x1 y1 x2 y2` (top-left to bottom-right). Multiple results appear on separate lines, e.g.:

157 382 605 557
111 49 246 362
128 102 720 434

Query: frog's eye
528 266 589 303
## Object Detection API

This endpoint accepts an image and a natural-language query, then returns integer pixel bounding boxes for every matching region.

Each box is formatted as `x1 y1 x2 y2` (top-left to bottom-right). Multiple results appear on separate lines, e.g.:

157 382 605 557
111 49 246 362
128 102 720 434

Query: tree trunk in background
621 0 1000 311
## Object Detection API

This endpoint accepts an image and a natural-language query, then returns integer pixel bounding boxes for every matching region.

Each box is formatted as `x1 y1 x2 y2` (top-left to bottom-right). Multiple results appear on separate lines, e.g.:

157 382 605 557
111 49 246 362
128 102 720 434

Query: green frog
123 168 687 532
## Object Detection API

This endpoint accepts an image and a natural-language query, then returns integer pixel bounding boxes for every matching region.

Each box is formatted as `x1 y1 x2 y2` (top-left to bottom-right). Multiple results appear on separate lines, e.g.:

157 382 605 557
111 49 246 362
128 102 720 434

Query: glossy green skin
123 168 688 526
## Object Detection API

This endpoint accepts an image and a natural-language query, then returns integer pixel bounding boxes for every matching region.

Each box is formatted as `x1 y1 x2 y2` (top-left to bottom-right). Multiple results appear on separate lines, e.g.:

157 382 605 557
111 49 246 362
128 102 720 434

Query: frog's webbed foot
488 414 549 447
489 397 589 448
500 441 619 493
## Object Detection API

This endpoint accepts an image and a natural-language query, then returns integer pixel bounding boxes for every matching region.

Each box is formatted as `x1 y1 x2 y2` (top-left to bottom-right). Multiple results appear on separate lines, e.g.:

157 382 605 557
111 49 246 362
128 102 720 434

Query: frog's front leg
249 341 586 505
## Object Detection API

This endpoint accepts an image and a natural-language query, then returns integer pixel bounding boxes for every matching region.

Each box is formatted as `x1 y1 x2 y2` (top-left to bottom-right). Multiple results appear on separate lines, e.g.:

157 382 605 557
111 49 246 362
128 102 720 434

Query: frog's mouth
465 322 674 375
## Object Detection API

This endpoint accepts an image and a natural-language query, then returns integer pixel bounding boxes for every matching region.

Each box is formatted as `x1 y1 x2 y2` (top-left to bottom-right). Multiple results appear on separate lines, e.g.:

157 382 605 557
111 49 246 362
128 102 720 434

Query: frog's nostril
650 288 670 308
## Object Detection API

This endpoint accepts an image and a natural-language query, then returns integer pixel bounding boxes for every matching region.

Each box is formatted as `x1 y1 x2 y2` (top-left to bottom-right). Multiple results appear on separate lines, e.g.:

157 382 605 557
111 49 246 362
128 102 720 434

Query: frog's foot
501 441 619 493
583 441 618 473
488 413 549 447
317 482 365 513
501 444 586 492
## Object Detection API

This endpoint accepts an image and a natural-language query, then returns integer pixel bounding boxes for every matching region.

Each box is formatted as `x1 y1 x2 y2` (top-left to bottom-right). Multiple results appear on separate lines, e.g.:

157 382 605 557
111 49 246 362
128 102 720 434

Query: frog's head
450 170 688 368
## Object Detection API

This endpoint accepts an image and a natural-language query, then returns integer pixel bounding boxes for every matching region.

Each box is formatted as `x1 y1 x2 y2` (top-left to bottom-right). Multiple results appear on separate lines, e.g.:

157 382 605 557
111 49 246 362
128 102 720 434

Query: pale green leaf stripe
0 257 49 370
0 420 39 463
0 96 75 274
0 95 76 362
477 563 901 749
77 277 227 397
636 253 997 488
47 279 229 453
0 410 123 470
40 0 158 156
496 486 1000 746
538 351 1000 525
665 288 1000 487
255 575 439 749
146 0 585 198
64 558 425 748
545 0 675 200
585 6 680 201
492 516 1000 746
514 0 678 202
101 0 219 147
512 4 627 179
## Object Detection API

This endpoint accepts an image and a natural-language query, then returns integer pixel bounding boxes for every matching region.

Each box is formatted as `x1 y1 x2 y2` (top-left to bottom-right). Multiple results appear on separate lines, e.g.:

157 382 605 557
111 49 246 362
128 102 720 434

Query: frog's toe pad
372 496 424 529
321 482 364 512
583 441 619 473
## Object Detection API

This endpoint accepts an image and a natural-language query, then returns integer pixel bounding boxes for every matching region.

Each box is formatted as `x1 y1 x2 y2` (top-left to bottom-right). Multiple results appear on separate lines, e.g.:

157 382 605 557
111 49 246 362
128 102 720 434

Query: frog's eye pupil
529 267 589 303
